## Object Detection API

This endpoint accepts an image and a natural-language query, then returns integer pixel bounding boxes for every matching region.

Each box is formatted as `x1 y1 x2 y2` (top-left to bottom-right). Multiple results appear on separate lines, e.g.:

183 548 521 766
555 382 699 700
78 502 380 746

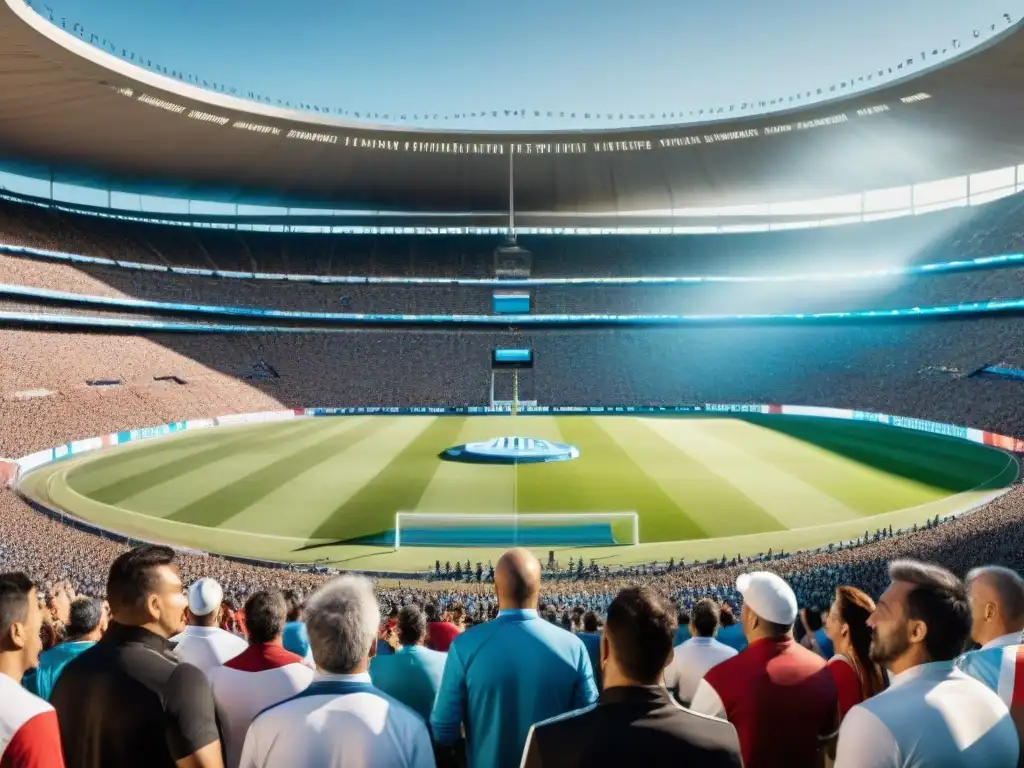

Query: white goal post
394 511 639 549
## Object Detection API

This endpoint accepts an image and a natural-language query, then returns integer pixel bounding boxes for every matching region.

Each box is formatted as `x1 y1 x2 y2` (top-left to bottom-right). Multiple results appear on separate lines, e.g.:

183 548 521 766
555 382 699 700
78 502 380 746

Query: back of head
424 603 439 623
889 560 970 662
106 545 176 620
495 548 541 609
305 575 380 674
397 605 427 647
0 572 34 648
831 586 885 697
737 571 798 638
966 565 1024 640
282 589 303 623
606 586 677 685
186 578 224 627
804 609 824 632
691 598 720 637
67 597 105 639
245 591 288 645
582 610 601 633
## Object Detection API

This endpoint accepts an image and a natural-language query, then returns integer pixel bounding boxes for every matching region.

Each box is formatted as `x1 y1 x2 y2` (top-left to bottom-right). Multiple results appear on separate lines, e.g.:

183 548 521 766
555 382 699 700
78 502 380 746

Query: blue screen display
493 292 531 314
494 349 532 363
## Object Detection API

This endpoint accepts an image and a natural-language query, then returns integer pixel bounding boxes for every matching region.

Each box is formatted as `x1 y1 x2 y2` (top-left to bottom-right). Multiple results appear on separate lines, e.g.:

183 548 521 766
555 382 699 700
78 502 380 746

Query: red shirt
827 655 864 722
426 621 461 652
701 636 837 768
0 675 65 768
1010 646 1024 738
1012 645 1024 707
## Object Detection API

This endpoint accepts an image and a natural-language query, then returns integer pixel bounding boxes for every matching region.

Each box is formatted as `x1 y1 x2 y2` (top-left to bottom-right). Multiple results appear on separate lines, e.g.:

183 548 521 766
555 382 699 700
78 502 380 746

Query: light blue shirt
716 623 748 652
281 621 310 659
25 641 95 701
370 645 447 724
431 608 598 768
955 631 1023 701
577 632 602 686
835 661 1019 767
814 628 834 659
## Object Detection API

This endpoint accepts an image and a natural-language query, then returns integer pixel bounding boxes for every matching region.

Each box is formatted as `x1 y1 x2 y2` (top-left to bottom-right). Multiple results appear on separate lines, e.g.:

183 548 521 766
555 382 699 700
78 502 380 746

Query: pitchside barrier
13 402 1024 492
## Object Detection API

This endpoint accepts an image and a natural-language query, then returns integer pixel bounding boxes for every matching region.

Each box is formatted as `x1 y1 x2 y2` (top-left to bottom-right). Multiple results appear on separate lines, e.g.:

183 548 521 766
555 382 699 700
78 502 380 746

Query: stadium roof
3 0 1024 214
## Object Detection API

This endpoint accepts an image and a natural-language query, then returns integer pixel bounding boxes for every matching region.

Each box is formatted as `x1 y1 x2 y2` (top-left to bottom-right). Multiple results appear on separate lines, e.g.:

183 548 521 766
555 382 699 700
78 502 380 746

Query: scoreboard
492 349 533 369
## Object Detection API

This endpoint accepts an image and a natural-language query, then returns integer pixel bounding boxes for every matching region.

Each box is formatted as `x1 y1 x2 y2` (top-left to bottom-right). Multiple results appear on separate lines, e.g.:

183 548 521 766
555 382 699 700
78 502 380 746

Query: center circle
442 436 581 464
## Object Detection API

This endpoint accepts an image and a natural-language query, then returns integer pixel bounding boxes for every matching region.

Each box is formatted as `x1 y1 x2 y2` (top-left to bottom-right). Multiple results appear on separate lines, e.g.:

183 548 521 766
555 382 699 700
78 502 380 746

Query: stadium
1 0 1024 578
5 1 1024 764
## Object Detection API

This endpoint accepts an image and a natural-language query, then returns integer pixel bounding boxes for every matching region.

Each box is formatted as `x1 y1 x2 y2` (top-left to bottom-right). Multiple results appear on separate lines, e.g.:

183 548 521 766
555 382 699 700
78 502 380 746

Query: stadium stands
3 190 1024 278
2 192 1024 767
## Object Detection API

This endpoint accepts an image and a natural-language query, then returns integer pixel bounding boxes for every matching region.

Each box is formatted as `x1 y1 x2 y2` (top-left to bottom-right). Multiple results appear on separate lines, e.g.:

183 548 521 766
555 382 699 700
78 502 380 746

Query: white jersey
170 625 247 677
240 672 434 768
208 644 314 768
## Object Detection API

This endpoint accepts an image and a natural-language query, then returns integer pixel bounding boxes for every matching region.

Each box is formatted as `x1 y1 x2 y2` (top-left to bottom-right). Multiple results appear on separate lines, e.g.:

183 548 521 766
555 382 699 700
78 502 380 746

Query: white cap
187 578 223 617
736 571 798 626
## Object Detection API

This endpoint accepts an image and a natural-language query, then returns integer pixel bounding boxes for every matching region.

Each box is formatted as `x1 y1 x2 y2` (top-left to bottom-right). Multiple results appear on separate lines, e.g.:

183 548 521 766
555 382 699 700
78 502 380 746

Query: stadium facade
1 0 1024 221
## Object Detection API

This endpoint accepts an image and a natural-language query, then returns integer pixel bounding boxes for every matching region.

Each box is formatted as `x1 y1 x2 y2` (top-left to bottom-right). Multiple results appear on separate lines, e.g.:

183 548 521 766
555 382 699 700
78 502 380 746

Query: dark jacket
521 684 743 768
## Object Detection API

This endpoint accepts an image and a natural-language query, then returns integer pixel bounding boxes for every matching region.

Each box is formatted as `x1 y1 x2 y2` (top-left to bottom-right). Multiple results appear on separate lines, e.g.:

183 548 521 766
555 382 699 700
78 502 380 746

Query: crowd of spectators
3 246 1024 319
5 189 1024 277
2 318 1024 458
3 189 1024 323
4 541 1024 766
4 475 1024 630
2 192 1024 764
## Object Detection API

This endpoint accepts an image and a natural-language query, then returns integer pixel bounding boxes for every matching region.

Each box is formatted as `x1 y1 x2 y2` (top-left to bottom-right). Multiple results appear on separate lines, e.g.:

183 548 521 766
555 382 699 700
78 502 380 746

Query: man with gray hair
955 565 1024 701
239 575 434 768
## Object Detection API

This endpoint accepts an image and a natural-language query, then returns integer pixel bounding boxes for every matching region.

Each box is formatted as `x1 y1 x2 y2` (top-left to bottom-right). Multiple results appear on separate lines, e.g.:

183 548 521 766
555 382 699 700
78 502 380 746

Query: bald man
431 548 598 768
956 566 1024 698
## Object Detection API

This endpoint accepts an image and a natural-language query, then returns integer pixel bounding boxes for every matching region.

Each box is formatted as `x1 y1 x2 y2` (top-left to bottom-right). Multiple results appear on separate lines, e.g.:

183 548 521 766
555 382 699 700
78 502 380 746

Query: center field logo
441 436 581 464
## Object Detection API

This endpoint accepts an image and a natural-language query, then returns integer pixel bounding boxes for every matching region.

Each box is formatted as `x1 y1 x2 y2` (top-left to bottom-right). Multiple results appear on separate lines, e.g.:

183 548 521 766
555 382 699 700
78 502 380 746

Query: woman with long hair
825 585 888 721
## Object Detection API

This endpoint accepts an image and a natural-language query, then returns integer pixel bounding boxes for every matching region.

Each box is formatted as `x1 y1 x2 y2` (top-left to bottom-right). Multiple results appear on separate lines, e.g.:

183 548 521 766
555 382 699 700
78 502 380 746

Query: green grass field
18 414 1018 572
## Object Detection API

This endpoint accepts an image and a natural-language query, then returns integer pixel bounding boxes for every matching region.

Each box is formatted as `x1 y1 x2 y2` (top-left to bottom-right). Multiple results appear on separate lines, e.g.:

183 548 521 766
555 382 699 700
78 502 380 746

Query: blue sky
28 0 1019 129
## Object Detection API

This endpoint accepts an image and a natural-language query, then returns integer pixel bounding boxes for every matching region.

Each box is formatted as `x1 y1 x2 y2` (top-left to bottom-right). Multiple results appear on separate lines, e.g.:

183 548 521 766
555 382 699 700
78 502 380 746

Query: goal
393 512 639 549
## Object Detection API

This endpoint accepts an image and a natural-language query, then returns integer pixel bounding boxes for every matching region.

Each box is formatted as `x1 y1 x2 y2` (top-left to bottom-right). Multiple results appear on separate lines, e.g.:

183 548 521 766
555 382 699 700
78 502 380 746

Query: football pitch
19 414 1018 572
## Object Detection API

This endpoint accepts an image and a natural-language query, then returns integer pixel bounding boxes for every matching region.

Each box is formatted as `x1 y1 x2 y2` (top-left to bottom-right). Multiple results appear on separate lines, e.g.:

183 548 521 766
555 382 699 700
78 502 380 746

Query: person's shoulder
418 646 448 664
955 646 1001 676
53 640 104 679
663 695 741 738
947 666 1012 703
702 646 744 681
448 619 493 650
787 640 830 668
0 675 54 720
848 679 901 721
367 685 431 729
708 638 738 656
219 629 248 648
533 619 586 646
532 701 600 735
167 659 214 698
841 696 893 736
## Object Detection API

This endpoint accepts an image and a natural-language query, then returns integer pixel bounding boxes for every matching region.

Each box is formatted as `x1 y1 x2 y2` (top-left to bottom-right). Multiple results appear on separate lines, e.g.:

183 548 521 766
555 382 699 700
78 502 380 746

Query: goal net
394 512 639 549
